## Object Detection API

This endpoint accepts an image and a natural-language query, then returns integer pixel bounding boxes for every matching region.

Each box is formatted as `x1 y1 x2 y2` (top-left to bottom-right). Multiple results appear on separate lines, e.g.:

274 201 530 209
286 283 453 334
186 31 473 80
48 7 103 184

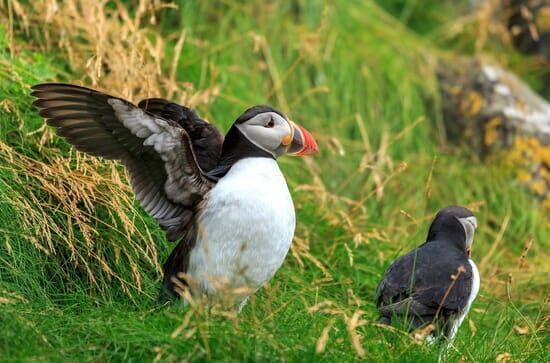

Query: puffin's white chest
188 158 295 298
448 259 480 341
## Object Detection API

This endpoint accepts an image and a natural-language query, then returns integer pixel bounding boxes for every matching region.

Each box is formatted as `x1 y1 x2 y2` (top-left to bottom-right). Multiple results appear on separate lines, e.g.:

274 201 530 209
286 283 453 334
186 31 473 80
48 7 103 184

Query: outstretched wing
31 83 215 241
376 243 473 320
137 98 223 172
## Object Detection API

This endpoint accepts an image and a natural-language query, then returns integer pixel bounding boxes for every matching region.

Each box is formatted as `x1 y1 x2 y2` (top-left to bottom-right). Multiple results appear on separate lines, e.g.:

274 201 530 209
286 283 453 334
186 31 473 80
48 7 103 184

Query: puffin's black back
376 242 473 309
376 206 475 338
376 242 473 337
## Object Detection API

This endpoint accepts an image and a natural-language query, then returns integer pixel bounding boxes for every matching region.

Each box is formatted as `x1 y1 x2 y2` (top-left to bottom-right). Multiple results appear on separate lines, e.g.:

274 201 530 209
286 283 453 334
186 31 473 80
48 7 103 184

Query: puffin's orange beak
286 121 318 156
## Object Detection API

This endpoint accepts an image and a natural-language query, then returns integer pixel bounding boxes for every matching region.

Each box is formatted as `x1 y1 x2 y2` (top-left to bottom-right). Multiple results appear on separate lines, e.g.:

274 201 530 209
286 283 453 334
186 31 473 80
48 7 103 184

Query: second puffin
32 83 318 309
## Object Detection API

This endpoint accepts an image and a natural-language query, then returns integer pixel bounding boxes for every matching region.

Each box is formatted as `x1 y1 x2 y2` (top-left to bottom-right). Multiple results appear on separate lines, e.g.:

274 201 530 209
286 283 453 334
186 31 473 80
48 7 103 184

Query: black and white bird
31 83 318 309
376 206 480 343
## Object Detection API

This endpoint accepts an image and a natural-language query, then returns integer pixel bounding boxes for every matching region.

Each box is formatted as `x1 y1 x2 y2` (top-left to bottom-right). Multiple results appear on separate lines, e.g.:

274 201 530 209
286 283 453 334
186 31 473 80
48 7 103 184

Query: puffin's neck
426 221 467 253
207 126 274 179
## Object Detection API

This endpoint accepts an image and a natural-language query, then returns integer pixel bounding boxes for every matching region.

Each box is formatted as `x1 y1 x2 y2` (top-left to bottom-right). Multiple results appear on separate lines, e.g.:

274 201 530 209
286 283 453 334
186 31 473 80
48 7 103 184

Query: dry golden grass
3 0 220 103
0 0 209 295
0 136 165 292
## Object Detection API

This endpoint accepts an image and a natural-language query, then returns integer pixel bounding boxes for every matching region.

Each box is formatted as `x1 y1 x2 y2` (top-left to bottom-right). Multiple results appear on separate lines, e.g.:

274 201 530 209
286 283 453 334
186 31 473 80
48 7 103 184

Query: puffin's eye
265 118 275 128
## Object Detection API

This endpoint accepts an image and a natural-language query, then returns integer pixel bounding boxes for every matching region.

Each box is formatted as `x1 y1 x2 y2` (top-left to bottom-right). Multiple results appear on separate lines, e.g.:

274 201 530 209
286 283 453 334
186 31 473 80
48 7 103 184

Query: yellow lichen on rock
484 116 502 146
531 180 547 196
505 137 550 206
517 170 532 183
460 91 483 116
535 6 550 32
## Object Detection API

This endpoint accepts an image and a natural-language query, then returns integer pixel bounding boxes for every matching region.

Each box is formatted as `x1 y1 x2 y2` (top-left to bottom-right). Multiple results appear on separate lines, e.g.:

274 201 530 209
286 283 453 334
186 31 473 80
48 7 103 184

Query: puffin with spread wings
31 83 318 309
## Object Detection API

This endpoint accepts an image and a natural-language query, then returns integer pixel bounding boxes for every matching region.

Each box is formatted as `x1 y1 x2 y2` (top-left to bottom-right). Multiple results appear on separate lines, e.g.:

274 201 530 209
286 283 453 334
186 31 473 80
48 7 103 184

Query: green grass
0 1 548 362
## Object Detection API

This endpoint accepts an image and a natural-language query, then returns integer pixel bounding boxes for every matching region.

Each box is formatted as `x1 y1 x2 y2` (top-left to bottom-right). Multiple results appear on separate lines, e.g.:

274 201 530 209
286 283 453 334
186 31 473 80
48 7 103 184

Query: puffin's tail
157 238 193 305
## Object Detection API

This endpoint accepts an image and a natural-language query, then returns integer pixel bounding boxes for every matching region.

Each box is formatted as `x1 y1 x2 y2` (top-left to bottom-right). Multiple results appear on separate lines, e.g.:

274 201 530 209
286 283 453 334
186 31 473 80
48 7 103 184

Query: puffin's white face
235 111 318 158
236 112 291 157
458 216 477 257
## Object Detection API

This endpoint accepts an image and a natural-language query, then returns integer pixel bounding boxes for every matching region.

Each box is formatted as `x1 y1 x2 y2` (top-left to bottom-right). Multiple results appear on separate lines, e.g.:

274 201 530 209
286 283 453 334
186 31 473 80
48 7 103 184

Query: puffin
31 83 318 309
375 206 480 343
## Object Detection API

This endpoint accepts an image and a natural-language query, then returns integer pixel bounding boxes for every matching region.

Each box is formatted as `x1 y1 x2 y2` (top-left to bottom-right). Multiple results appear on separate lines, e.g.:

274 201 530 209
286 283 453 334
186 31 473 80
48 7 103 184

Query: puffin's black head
216 105 318 171
426 206 477 257
231 105 317 158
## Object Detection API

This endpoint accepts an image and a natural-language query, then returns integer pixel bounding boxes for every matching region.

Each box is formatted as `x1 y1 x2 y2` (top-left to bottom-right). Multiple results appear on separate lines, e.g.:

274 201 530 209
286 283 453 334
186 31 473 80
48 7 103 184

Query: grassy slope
0 1 548 362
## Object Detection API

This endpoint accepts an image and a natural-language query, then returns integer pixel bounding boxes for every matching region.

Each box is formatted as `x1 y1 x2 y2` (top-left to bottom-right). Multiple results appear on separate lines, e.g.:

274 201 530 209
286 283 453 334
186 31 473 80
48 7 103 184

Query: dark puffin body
30 83 286 303
376 206 476 340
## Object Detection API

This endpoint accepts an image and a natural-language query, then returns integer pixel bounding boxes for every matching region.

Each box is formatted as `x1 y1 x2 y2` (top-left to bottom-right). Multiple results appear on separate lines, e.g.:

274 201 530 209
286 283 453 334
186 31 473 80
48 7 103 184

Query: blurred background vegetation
0 0 548 361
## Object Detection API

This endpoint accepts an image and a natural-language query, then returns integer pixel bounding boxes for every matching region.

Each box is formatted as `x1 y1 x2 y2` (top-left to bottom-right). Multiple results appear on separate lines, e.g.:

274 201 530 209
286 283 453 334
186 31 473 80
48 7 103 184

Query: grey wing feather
137 98 223 172
31 83 214 241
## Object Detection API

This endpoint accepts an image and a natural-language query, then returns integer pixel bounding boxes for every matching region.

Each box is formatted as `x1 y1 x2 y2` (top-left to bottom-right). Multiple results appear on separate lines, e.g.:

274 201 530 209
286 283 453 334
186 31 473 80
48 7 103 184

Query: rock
438 58 550 205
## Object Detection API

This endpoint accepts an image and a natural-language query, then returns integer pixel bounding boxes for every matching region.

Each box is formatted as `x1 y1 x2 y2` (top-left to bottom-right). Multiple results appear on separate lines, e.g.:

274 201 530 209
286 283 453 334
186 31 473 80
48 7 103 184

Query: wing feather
376 243 473 319
32 83 215 241
137 98 223 171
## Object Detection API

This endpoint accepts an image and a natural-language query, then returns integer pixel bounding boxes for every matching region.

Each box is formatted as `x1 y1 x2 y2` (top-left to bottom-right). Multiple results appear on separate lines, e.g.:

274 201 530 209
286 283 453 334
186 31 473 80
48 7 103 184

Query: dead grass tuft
0 139 162 292
2 0 219 105
0 0 222 297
